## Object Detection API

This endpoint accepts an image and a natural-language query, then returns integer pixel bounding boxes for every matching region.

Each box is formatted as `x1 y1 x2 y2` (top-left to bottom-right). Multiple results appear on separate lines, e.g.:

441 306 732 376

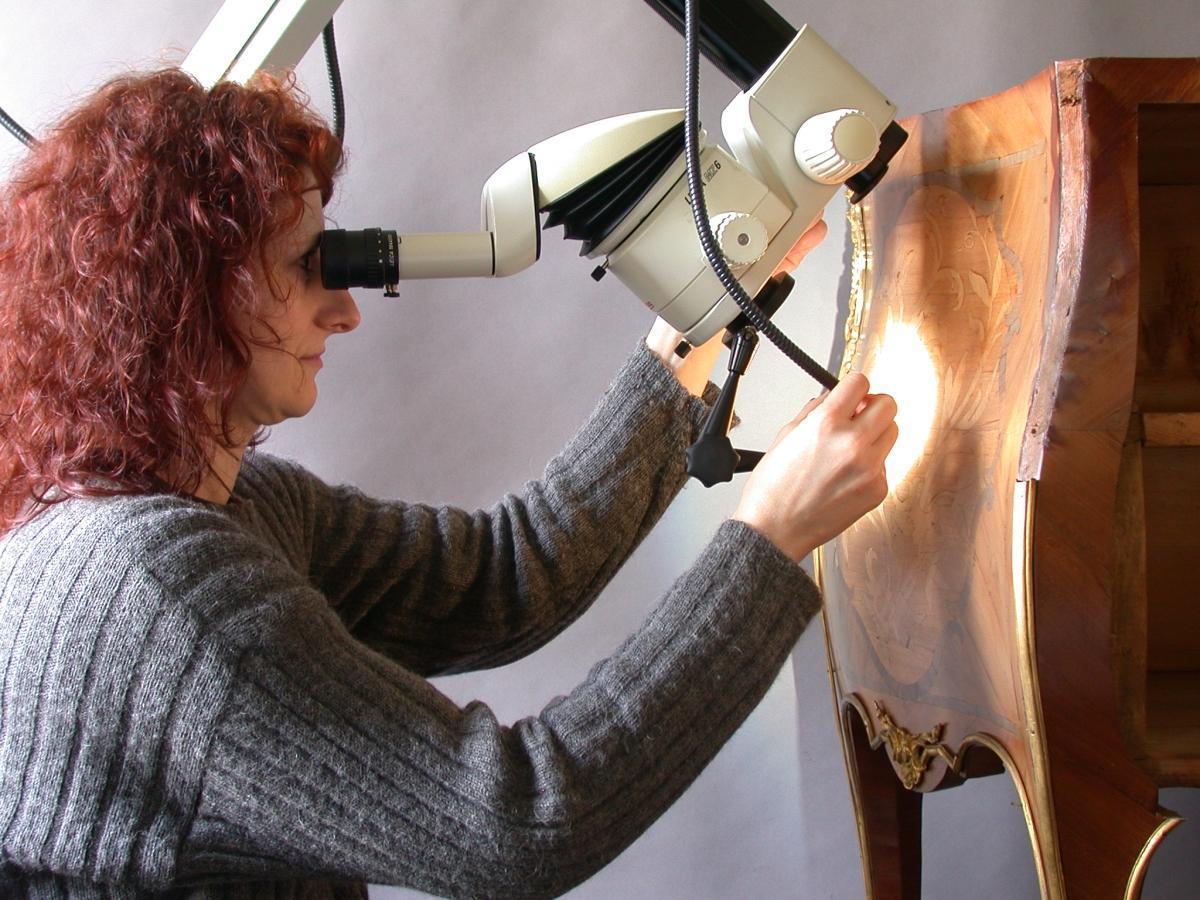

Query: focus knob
794 109 879 185
710 212 768 267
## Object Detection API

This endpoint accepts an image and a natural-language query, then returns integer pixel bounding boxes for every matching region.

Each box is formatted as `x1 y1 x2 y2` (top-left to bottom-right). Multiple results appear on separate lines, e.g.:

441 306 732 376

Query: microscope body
322 24 901 350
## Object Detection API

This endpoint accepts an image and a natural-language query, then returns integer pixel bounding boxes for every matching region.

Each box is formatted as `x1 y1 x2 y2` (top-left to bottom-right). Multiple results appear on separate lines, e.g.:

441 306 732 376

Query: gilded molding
1126 816 1184 900
841 194 871 377
1012 479 1065 900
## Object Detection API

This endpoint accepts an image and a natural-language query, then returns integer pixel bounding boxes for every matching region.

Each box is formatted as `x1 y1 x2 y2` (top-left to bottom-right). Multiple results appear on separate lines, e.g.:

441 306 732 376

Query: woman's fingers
732 371 899 563
822 371 872 420
772 218 828 275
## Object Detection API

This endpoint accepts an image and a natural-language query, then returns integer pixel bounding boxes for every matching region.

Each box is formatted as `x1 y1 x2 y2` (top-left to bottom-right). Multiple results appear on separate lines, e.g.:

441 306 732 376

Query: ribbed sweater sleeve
0 498 266 897
0 340 824 897
233 342 724 676
176 519 819 898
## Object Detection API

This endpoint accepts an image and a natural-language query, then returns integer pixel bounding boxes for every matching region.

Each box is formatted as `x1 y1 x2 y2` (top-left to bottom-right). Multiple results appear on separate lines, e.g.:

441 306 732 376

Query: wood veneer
815 59 1200 899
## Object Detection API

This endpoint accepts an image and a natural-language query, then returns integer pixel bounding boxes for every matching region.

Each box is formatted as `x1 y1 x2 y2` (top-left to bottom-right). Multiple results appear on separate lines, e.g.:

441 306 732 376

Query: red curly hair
0 68 343 534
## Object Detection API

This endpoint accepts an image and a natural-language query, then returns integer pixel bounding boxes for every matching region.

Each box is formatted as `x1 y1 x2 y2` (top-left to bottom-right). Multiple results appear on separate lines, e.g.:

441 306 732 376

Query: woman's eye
298 250 316 276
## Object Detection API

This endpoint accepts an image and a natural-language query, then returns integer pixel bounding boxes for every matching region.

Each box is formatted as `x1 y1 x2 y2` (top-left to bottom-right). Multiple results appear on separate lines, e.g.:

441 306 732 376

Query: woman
0 70 896 897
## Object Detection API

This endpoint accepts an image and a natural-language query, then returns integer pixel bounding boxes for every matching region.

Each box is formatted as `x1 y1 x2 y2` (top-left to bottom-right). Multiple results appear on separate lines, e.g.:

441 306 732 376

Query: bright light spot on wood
867 317 938 489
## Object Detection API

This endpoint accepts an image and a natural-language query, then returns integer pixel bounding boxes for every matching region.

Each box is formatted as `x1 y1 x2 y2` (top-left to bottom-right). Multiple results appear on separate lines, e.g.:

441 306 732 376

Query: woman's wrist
644 318 723 398
730 508 816 566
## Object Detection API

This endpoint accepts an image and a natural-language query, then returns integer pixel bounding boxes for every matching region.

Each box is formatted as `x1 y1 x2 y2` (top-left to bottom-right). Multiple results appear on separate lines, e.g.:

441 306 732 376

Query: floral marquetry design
826 144 1052 728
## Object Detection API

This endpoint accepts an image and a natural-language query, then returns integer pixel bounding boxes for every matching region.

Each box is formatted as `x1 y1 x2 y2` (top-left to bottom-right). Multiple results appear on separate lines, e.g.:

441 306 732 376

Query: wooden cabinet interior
1115 102 1200 785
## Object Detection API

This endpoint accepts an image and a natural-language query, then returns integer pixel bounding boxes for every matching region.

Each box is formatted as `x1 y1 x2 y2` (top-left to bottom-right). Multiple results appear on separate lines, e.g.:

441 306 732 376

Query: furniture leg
843 707 924 900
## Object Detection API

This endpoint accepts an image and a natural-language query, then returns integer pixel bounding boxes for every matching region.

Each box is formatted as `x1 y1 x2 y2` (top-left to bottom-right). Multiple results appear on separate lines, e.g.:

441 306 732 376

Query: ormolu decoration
873 702 954 790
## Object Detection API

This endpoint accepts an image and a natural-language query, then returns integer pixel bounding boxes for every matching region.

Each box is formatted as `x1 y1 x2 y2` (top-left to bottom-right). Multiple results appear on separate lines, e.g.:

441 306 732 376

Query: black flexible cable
0 102 37 148
682 0 837 390
322 19 345 143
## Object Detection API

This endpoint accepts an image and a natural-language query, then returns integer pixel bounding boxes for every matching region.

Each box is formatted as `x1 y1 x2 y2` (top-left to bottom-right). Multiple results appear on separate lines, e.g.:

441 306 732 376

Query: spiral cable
682 0 837 389
322 19 345 143
1 102 37 148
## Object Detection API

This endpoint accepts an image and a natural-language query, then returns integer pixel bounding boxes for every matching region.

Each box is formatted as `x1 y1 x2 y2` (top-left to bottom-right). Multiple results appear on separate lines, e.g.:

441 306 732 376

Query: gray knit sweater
0 343 821 899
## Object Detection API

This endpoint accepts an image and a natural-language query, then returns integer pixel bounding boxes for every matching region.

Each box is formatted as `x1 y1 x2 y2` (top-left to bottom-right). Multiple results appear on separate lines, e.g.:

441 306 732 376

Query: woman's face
228 184 361 440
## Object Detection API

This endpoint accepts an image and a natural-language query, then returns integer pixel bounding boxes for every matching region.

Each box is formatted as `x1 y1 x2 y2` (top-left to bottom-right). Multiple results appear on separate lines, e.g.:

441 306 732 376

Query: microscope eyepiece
320 228 400 297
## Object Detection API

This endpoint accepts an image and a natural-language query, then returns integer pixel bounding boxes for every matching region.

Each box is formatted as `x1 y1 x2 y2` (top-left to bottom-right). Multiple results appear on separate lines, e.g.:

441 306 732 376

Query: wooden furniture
813 59 1200 899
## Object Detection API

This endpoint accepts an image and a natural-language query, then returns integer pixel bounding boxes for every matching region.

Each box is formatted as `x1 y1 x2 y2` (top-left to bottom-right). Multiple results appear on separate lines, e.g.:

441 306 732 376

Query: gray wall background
2 1 1198 897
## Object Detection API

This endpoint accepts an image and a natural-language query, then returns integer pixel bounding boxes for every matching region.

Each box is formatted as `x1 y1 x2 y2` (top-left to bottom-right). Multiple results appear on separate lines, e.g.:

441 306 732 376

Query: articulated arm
184 0 345 88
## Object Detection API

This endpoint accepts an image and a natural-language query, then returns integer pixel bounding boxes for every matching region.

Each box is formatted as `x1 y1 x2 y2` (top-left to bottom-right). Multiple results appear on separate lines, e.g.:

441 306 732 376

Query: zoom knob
794 109 880 185
710 212 768 267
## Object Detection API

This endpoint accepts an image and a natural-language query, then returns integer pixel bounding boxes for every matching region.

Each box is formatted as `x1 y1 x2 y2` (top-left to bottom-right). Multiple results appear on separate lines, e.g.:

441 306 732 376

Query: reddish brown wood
845 708 923 900
1030 59 1200 898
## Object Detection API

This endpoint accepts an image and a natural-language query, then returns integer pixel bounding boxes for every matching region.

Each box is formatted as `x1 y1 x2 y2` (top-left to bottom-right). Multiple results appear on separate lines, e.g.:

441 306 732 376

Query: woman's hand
772 217 828 276
645 218 829 396
732 372 898 564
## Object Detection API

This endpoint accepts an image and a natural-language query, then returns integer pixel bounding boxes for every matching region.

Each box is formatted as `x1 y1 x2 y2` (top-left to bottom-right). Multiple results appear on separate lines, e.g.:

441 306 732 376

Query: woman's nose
321 288 361 334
